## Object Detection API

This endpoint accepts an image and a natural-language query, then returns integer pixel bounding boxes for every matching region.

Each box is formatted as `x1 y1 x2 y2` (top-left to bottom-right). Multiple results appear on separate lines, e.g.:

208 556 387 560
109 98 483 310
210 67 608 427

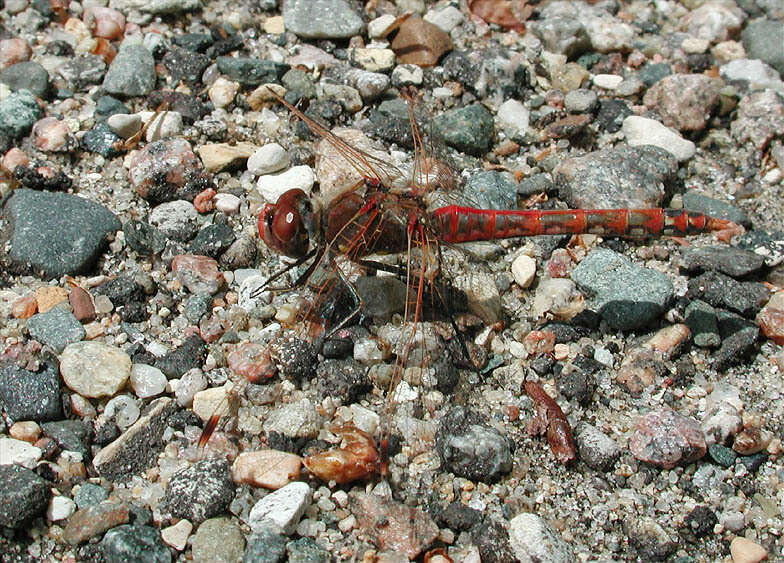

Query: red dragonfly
204 89 739 481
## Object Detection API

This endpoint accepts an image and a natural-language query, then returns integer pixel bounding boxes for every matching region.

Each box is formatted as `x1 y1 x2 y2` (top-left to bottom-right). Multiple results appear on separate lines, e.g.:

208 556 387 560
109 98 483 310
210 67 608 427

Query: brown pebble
68 284 96 323
9 421 41 443
390 16 453 66
12 294 38 319
0 38 32 70
733 427 771 455
730 536 768 563
3 147 30 171
63 503 129 545
32 117 75 152
232 450 302 489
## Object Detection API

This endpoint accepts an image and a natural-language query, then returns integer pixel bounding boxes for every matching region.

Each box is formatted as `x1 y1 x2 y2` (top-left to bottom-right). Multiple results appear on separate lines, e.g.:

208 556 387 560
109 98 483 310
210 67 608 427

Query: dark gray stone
742 19 784 76
0 465 51 528
684 300 721 348
0 61 50 98
243 529 287 563
164 458 236 523
0 365 62 422
74 483 109 509
189 223 236 258
679 246 766 278
0 90 43 139
101 524 170 563
575 423 620 471
572 249 674 331
687 271 770 318
683 192 750 228
102 44 156 97
4 189 121 278
433 104 495 156
436 406 513 482
82 122 124 158
216 57 289 87
56 55 106 91
41 419 92 458
27 306 85 353
155 335 206 378
462 170 518 210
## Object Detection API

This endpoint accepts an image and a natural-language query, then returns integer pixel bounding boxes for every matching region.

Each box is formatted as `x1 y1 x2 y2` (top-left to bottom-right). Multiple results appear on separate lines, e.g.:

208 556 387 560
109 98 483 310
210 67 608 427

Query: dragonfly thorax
258 188 322 258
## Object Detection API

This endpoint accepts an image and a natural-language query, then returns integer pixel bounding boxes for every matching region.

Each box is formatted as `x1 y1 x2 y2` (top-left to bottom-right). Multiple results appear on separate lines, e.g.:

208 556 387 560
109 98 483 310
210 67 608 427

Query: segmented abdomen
432 207 734 243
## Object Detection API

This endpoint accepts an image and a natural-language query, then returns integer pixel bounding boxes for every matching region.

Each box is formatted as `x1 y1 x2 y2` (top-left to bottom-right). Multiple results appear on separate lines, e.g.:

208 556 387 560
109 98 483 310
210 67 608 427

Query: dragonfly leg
250 246 323 298
323 264 363 340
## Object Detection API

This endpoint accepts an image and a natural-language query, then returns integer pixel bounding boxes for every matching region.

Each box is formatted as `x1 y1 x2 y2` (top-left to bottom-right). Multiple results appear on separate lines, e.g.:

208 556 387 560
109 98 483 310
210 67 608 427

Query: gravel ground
1 0 783 562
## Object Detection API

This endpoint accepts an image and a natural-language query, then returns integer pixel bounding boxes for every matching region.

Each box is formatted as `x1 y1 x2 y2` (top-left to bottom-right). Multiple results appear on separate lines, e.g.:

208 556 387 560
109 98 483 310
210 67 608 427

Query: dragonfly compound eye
258 189 311 258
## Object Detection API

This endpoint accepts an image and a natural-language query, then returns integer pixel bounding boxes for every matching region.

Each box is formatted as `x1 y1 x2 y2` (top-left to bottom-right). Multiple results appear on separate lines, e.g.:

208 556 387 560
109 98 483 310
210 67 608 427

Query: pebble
424 5 464 33
102 44 155 97
243 529 287 562
142 110 183 142
730 537 768 563
27 306 85 353
32 117 75 152
129 363 168 398
149 200 199 241
63 502 130 545
345 68 390 101
4 189 121 277
622 116 696 162
463 170 517 210
0 61 50 98
263 398 323 438
216 56 289 87
554 144 675 208
248 481 312 534
83 7 125 41
74 483 108 509
511 255 536 289
0 465 51 528
171 254 225 294
350 492 439 559
496 99 530 141
0 437 42 468
256 165 315 202
47 495 77 522
680 246 766 278
684 299 721 348
160 519 192 551
572 248 674 331
128 137 212 204
721 59 784 93
732 90 784 150
593 73 623 90
0 365 62 422
433 104 495 156
232 449 302 489
629 407 707 468
101 524 171 563
0 38 32 70
643 73 723 132
208 77 240 109
104 395 141 429
687 271 769 318
391 64 424 88
247 142 290 175
9 421 40 443
508 512 575 563
741 19 784 76
681 1 745 43
627 517 677 560
564 88 598 113
173 367 207 407
190 517 245 562
283 0 363 39
164 458 235 523
574 423 620 472
60 341 131 398
92 398 176 480
756 291 784 345
197 142 256 173
435 406 513 482
349 48 396 73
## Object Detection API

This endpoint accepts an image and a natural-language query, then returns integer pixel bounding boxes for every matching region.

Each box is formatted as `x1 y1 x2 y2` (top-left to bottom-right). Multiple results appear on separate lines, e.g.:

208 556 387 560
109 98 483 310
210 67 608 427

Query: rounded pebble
59 342 132 399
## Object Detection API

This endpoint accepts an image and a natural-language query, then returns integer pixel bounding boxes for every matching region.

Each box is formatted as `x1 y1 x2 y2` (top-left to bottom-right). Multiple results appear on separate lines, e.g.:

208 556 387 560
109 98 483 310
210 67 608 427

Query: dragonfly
203 88 740 481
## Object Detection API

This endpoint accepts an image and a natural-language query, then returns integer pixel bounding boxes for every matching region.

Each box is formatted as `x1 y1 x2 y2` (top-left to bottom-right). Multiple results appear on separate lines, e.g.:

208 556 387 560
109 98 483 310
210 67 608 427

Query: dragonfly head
258 188 321 258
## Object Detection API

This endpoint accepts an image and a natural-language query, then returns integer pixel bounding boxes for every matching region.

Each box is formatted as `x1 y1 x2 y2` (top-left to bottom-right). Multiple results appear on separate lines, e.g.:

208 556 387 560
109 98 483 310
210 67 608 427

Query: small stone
161 519 192 551
47 495 77 522
106 113 142 139
0 365 62 422
391 64 424 88
433 104 495 156
629 407 706 468
164 458 236 524
508 512 575 563
574 423 620 472
102 44 155 97
642 74 722 132
0 437 42 468
390 16 452 67
247 143 290 176
129 363 167 398
564 88 598 113
208 77 240 109
283 0 363 39
593 74 623 90
197 142 256 173
215 193 241 215
349 48 396 73
248 481 312 534
708 443 737 467
496 99 530 141
63 502 130 545
32 117 75 152
60 341 131 398
756 287 784 345
0 90 42 140
0 38 32 70
83 7 125 41
171 254 225 295
730 537 768 563
263 398 323 439
141 110 183 142
256 165 315 202
104 395 140 429
424 5 464 32
27 306 86 353
74 483 108 509
243 529 287 562
101 525 170 563
511 255 536 289
128 137 212 204
232 450 302 489
215 57 289 87
0 465 51 528
9 421 40 443
263 15 285 34
0 61 50 98
622 116 696 162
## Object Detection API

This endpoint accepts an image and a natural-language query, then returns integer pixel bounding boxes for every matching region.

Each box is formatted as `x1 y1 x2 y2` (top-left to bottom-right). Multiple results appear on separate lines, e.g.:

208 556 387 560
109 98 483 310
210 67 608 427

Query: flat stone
92 397 176 480
102 44 155 97
622 115 696 161
197 142 257 173
63 502 130 545
3 189 120 278
164 458 235 523
191 517 245 563
60 341 131 398
248 481 312 534
0 437 42 468
27 306 85 353
232 450 302 489
0 365 62 422
629 407 706 468
0 465 51 528
283 0 363 39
